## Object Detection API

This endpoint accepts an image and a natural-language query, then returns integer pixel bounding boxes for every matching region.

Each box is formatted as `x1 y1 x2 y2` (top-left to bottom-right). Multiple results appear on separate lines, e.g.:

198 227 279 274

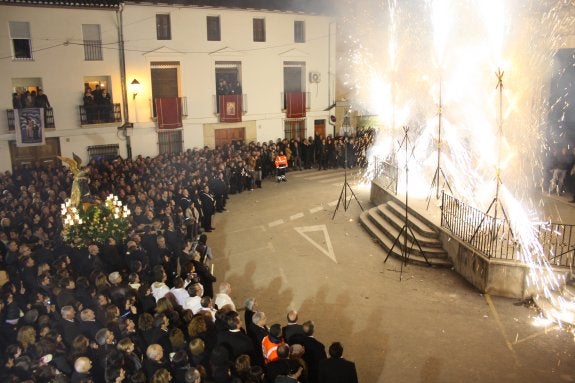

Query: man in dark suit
264 343 302 383
216 310 255 361
282 310 304 344
294 321 326 383
247 311 268 366
60 305 82 347
318 342 358 383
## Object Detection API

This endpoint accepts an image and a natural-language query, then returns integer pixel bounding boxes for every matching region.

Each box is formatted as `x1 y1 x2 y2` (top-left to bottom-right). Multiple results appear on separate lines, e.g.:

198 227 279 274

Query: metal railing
87 144 119 161
213 94 247 115
79 103 122 125
280 91 311 111
373 155 398 195
7 108 56 130
151 96 188 119
440 192 575 266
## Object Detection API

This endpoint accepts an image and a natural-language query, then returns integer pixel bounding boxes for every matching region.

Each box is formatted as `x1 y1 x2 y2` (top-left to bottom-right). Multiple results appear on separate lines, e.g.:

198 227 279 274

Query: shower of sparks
340 0 575 325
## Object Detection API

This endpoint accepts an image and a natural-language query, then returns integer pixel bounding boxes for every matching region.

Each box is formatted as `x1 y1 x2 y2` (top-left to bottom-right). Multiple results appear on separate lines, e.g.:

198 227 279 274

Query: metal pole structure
117 4 132 159
426 75 453 209
493 68 504 237
436 77 442 199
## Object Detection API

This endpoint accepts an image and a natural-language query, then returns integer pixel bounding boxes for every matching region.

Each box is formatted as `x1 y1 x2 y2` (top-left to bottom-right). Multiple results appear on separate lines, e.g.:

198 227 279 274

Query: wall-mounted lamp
130 79 141 100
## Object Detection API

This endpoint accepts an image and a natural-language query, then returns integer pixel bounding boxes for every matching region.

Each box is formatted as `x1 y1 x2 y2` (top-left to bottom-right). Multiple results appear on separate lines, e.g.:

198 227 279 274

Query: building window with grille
294 21 305 43
158 130 183 155
207 16 221 41
82 24 102 61
9 21 32 60
253 18 266 42
156 14 171 40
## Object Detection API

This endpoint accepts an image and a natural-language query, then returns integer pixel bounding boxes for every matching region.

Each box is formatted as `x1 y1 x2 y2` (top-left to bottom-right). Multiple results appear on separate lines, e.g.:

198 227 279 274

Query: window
284 119 306 140
87 144 119 161
156 14 171 40
294 21 305 43
253 18 266 42
82 24 102 61
207 16 221 41
9 22 32 60
215 62 242 95
158 130 183 155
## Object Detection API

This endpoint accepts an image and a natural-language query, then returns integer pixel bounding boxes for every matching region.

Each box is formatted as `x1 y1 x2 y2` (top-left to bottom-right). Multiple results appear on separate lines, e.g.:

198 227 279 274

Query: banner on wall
15 108 45 147
219 94 242 123
155 97 183 129
286 92 306 118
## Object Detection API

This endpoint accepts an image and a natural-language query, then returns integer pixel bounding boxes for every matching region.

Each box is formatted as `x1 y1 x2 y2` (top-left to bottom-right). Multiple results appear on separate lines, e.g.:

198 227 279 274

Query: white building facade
0 0 336 172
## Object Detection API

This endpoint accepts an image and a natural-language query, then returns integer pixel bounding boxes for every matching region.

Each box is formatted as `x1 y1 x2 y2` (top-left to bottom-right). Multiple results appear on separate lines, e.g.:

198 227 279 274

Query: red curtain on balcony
286 92 306 118
219 95 242 123
155 97 182 129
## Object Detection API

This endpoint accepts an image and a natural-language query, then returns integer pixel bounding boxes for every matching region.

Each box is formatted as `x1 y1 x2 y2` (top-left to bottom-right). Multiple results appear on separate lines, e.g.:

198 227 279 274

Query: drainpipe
117 3 132 159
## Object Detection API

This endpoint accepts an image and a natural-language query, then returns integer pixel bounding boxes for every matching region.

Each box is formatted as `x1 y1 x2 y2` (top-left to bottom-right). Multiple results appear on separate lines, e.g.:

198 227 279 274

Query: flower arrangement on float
61 194 131 248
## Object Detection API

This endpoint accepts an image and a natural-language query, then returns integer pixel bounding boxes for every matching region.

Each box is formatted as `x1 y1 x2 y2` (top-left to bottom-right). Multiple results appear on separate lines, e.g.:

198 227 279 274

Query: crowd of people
0 134 372 383
83 84 115 124
12 87 51 110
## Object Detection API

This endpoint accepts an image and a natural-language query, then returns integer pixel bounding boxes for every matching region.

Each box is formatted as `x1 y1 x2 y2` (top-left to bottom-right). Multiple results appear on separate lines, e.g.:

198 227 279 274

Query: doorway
314 119 326 138
9 137 60 169
214 127 245 148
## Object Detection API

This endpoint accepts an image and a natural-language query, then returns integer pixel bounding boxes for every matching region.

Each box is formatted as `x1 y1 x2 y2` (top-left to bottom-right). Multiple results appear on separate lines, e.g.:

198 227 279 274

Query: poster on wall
14 108 45 147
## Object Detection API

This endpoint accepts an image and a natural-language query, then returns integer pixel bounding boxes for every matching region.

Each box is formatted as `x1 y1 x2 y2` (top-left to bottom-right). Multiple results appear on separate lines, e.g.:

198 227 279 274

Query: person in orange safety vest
275 151 288 182
261 323 285 364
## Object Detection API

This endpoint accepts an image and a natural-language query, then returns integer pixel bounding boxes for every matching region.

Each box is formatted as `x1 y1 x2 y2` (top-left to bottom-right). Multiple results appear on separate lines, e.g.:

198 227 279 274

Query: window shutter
9 22 30 38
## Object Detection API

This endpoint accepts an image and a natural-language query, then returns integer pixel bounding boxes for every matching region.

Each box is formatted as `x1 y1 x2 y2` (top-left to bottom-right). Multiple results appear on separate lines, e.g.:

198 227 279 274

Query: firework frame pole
426 76 453 209
470 68 513 243
384 126 431 281
332 111 364 219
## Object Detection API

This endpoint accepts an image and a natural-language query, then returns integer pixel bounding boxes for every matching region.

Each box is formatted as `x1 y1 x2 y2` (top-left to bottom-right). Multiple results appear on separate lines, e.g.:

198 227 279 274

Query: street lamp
129 79 141 100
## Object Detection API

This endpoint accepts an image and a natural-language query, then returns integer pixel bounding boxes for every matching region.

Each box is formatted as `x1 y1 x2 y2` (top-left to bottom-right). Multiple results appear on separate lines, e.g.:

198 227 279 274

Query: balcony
213 94 247 123
281 92 310 118
7 108 56 130
151 96 188 120
79 103 122 125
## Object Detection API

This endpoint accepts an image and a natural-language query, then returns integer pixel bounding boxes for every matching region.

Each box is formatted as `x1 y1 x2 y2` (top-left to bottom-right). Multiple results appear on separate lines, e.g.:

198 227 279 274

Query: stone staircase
360 200 452 267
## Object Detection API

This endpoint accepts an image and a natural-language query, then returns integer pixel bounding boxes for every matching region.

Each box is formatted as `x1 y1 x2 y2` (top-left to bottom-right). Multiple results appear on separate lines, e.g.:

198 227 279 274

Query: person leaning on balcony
99 88 113 122
34 88 50 109
83 89 96 124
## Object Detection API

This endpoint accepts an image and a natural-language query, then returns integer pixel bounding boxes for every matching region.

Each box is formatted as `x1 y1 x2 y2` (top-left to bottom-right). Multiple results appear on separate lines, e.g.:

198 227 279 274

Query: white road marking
327 200 338 207
290 213 304 220
268 219 284 227
294 224 337 263
309 206 323 214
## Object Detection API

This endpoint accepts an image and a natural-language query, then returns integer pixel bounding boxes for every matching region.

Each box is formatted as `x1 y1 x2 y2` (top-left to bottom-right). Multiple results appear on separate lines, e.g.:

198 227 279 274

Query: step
364 208 448 257
373 205 443 247
384 201 440 239
360 210 452 267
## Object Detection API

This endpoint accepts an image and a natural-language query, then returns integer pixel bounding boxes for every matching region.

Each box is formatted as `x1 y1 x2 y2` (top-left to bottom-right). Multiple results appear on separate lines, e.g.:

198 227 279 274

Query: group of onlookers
0 135 369 382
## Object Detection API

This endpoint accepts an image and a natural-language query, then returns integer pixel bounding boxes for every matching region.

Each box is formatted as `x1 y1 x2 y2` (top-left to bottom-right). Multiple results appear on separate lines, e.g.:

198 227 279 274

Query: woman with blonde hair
17 325 38 359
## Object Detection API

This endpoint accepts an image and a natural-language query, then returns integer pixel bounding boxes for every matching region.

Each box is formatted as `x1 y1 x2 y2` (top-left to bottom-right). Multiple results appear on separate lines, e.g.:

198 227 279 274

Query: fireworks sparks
340 0 575 325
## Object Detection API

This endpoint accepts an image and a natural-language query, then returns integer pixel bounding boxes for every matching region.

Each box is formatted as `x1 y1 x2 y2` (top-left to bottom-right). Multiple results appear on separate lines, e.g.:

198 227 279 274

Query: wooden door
214 127 245 148
314 119 326 138
151 62 179 116
9 137 60 168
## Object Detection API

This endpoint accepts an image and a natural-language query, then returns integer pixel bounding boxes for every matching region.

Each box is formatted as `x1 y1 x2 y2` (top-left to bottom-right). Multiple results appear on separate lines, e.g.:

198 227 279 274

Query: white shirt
215 293 236 311
183 296 202 314
170 287 190 307
151 282 170 301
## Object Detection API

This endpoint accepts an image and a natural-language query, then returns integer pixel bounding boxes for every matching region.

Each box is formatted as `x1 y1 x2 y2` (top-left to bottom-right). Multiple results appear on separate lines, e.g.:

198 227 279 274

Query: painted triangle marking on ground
294 224 337 263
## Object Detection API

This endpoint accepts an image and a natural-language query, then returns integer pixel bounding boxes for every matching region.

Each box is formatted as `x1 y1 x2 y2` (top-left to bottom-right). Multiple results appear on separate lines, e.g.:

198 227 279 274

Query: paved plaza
208 168 575 382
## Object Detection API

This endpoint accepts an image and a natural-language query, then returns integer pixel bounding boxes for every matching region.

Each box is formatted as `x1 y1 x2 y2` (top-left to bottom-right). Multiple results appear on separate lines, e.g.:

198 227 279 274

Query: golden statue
58 153 90 208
